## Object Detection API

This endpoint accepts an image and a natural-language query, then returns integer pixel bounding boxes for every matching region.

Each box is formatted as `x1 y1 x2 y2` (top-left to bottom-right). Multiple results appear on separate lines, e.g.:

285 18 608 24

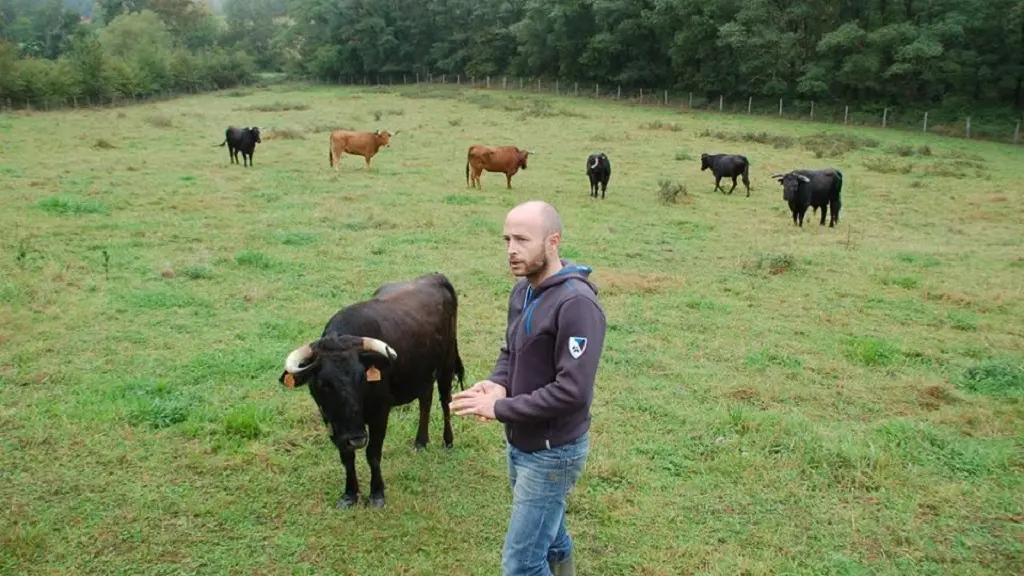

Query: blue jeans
501 431 589 576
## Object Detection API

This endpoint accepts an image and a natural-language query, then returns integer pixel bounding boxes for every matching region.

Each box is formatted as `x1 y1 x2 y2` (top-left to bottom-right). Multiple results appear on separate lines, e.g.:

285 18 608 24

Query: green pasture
1 82 1022 575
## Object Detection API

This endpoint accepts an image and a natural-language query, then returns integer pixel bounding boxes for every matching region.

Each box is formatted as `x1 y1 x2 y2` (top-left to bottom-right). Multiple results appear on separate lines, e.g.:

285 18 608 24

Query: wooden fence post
456 74 460 85
640 88 643 103
966 117 971 139
779 98 782 116
810 101 814 120
747 96 752 114
519 77 523 89
503 77 507 89
595 84 599 98
555 79 559 95
575 82 579 96
486 76 490 88
844 105 849 124
537 78 541 91
883 107 888 128
689 92 692 108
617 86 621 100
664 90 668 106
1015 121 1021 144
923 112 928 133
719 95 723 111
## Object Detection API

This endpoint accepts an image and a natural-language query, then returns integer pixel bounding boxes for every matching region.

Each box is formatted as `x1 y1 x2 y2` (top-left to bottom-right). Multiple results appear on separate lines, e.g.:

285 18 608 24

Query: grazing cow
771 168 844 227
329 129 397 170
465 144 531 189
586 152 611 199
217 126 261 167
700 153 751 196
278 273 464 509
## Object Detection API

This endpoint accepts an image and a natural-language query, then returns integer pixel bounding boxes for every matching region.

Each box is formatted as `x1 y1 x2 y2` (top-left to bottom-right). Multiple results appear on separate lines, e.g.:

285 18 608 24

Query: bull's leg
819 204 828 226
366 410 389 508
743 174 751 197
336 447 360 509
727 176 738 195
506 173 513 189
437 371 455 449
364 155 372 170
415 386 433 450
714 176 723 193
830 197 840 227
601 179 607 199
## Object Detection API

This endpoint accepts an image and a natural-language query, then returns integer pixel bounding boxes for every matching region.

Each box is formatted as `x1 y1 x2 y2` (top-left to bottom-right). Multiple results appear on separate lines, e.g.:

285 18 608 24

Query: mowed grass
1 82 1022 575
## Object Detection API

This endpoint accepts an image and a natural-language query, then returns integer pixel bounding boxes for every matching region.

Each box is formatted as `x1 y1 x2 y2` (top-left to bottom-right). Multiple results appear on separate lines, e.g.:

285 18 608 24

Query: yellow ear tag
366 366 381 382
283 373 296 388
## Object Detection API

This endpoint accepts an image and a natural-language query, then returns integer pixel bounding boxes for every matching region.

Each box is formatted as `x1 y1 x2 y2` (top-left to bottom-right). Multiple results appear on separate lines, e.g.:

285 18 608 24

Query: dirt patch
918 384 957 410
594 271 674 296
729 388 760 402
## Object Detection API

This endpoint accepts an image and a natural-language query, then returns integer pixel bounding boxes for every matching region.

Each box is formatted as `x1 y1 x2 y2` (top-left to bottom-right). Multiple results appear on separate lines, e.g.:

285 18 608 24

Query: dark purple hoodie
488 261 607 452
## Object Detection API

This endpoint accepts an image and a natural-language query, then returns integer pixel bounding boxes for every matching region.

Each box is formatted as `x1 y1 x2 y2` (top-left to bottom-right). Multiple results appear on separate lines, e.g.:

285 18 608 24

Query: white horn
590 158 598 169
796 174 811 183
284 344 315 373
770 173 785 179
362 337 397 360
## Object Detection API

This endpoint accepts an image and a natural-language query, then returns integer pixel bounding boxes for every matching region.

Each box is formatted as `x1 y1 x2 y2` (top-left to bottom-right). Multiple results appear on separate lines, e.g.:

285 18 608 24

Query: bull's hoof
367 494 385 508
336 494 359 509
444 442 454 451
414 441 427 452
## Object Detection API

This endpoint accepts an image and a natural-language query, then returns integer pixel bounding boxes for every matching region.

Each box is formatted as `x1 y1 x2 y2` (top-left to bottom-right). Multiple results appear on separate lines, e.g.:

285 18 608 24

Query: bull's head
772 172 810 201
374 129 393 147
279 335 397 451
518 148 531 170
700 153 710 171
249 127 262 143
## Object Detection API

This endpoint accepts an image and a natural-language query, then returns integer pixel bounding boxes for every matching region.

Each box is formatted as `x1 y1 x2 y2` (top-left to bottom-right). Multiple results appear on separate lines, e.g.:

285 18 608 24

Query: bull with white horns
278 272 465 509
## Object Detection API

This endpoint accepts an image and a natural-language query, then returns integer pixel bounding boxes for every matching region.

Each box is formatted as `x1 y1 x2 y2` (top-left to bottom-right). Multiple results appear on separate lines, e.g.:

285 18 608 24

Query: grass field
1 81 1023 575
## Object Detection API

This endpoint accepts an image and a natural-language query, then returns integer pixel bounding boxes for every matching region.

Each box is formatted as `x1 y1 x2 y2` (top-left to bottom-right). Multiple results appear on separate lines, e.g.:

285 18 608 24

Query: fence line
311 73 1022 145
3 72 1020 145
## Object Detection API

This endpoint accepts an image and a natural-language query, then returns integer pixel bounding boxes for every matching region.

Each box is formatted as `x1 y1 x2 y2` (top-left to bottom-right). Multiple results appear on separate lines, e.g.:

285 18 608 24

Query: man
450 200 607 576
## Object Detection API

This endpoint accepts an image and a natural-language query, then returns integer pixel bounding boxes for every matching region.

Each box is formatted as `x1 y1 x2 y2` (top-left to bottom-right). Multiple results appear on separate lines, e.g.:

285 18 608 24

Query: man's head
503 200 562 282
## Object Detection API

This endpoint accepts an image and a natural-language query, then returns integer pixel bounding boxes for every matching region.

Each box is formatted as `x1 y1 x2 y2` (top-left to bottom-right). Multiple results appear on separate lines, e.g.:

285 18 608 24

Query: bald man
451 200 607 576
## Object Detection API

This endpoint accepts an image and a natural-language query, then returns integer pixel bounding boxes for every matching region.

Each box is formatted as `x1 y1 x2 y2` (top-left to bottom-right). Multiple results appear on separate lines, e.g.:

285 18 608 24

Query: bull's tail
832 168 844 224
215 140 226 147
436 273 466 391
465 157 470 186
328 145 333 167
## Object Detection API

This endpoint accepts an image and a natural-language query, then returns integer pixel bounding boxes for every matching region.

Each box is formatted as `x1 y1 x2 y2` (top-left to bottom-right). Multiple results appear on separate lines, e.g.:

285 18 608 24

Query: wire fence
308 73 1023 146
3 71 1020 146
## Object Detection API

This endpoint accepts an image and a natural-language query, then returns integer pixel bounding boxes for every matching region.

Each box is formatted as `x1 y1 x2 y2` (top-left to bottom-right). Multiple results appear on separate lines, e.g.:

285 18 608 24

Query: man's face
503 212 551 278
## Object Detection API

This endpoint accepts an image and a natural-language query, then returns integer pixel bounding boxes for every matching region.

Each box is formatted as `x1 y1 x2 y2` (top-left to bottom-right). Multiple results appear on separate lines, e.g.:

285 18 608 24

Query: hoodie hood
526 259 598 301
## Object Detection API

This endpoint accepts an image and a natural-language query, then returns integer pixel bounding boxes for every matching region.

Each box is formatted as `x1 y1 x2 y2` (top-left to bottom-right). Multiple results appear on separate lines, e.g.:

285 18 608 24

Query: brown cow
465 145 531 189
329 129 397 170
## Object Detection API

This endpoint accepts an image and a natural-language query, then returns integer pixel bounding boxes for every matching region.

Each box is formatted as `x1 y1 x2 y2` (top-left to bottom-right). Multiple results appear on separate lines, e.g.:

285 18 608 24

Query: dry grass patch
593 271 675 296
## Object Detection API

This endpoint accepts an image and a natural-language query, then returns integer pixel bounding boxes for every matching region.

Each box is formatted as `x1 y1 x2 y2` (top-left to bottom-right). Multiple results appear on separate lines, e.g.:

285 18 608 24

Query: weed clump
743 252 797 275
657 179 689 204
955 358 1024 397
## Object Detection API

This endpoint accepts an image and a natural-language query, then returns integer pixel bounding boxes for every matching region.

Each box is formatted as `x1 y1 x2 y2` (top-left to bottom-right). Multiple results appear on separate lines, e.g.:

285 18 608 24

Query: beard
512 251 548 277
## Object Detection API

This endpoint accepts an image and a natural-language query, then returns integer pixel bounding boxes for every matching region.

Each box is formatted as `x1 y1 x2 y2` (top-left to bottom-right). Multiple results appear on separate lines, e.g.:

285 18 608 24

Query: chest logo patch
568 337 588 359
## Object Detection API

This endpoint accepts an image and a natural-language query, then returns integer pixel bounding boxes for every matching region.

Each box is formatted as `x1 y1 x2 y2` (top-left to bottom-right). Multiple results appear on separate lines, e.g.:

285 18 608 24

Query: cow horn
284 343 315 373
770 173 785 179
362 337 397 360
590 158 598 169
796 174 811 183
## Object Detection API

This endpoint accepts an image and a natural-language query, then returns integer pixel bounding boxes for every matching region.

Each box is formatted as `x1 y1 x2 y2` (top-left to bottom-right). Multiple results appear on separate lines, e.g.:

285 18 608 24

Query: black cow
586 152 611 199
278 273 464 509
772 168 844 227
700 153 751 197
217 126 261 166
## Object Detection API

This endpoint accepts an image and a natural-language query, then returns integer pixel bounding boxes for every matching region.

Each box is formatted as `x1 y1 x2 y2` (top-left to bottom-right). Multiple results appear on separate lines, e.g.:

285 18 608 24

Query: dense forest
1 0 1022 122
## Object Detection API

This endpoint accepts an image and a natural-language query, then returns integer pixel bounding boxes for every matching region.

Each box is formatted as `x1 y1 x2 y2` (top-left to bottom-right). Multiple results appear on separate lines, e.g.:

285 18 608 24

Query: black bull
773 168 844 227
217 126 261 167
586 152 611 198
277 272 465 509
701 153 751 196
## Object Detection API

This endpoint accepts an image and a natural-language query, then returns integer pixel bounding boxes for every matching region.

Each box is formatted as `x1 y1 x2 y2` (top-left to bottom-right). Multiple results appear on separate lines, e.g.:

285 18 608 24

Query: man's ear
358 351 393 383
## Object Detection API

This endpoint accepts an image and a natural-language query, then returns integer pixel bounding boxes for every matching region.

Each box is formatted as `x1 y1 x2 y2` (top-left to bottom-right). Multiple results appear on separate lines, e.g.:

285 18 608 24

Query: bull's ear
357 351 393 384
279 366 317 389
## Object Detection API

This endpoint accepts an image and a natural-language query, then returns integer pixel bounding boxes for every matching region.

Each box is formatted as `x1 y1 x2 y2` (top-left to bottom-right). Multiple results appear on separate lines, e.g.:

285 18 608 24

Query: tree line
0 0 279 107
279 0 1023 119
2 0 1022 125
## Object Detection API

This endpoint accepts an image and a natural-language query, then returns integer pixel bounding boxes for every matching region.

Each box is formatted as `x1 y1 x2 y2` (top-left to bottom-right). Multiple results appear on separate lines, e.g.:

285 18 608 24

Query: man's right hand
452 380 506 422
